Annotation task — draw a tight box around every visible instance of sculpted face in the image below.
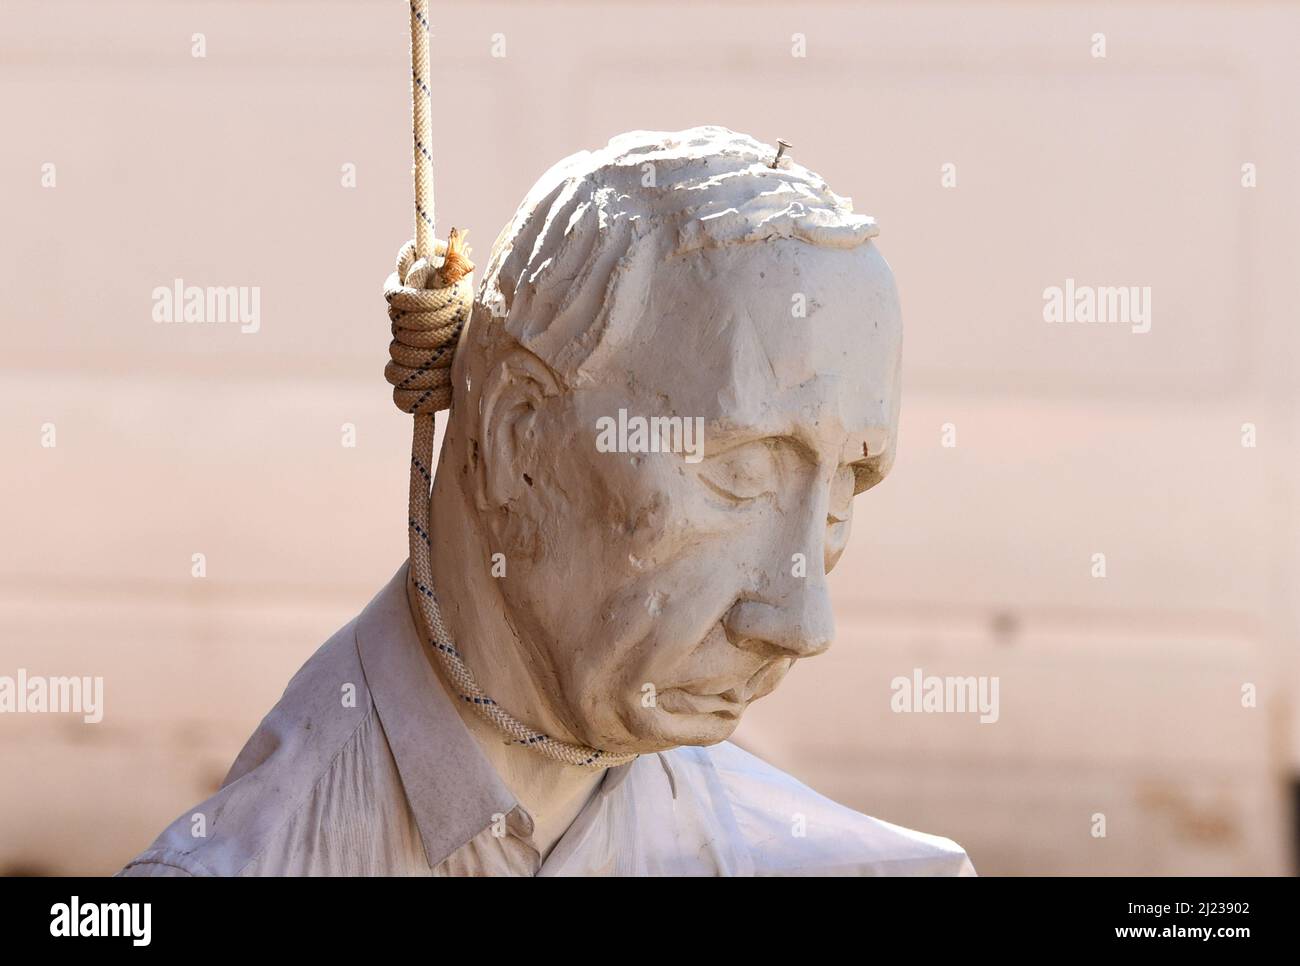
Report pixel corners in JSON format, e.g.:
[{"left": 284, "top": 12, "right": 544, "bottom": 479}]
[{"left": 478, "top": 237, "right": 902, "bottom": 754}]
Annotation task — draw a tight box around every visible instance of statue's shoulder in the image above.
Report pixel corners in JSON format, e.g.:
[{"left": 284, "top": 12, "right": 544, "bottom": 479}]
[
  {"left": 673, "top": 741, "right": 976, "bottom": 876},
  {"left": 118, "top": 614, "right": 411, "bottom": 876}
]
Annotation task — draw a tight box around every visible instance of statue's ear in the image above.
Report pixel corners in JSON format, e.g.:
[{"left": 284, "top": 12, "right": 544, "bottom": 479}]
[{"left": 476, "top": 347, "right": 562, "bottom": 510}]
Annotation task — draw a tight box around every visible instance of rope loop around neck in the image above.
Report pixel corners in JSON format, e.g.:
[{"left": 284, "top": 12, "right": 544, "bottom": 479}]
[{"left": 387, "top": 1, "right": 636, "bottom": 770}]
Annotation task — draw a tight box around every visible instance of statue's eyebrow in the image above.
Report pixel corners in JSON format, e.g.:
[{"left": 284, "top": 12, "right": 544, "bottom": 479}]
[
  {"left": 703, "top": 421, "right": 889, "bottom": 469},
  {"left": 698, "top": 421, "right": 821, "bottom": 461},
  {"left": 693, "top": 427, "right": 888, "bottom": 494}
]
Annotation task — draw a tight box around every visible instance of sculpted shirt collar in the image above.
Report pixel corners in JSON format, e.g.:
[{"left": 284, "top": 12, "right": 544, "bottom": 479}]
[
  {"left": 355, "top": 562, "right": 640, "bottom": 869},
  {"left": 355, "top": 562, "right": 528, "bottom": 869}
]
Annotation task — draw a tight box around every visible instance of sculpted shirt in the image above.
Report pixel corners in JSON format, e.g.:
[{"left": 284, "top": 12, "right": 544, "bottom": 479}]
[{"left": 118, "top": 564, "right": 975, "bottom": 877}]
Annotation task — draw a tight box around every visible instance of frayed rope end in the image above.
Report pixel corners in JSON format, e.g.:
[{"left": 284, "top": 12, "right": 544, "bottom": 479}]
[{"left": 439, "top": 227, "right": 474, "bottom": 286}]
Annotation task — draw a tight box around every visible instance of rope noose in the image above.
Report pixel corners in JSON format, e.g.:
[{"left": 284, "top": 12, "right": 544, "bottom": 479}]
[{"left": 384, "top": 1, "right": 635, "bottom": 770}]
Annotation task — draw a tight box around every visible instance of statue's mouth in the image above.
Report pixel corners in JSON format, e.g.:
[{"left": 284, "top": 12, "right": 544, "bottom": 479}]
[
  {"left": 659, "top": 688, "right": 744, "bottom": 719},
  {"left": 664, "top": 659, "right": 792, "bottom": 717}
]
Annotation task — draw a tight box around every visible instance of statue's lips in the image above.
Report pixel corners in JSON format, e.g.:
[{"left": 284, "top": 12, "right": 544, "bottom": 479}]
[
  {"left": 659, "top": 687, "right": 744, "bottom": 719},
  {"left": 662, "top": 661, "right": 791, "bottom": 717}
]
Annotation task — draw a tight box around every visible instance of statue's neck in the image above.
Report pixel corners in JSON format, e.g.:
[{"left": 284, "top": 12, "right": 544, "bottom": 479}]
[{"left": 412, "top": 460, "right": 605, "bottom": 859}]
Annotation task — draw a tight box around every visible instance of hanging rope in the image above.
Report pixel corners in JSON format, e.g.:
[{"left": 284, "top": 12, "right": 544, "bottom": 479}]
[{"left": 383, "top": 0, "right": 635, "bottom": 770}]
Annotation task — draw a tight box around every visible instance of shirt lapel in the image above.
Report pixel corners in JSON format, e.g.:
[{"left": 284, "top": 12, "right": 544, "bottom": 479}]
[{"left": 355, "top": 562, "right": 519, "bottom": 870}]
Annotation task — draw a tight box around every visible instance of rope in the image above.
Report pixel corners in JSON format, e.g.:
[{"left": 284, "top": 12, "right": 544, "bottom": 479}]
[
  {"left": 409, "top": 0, "right": 435, "bottom": 260},
  {"left": 385, "top": 1, "right": 635, "bottom": 770}
]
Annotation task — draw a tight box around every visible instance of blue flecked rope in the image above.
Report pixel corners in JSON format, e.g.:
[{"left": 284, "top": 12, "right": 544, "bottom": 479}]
[{"left": 384, "top": 1, "right": 636, "bottom": 770}]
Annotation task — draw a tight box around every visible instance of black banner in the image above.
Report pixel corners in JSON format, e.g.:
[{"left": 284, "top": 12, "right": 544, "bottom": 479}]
[{"left": 0, "top": 875, "right": 1289, "bottom": 953}]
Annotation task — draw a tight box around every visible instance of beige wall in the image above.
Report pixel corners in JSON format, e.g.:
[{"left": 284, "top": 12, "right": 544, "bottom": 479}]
[{"left": 1, "top": 0, "right": 1296, "bottom": 875}]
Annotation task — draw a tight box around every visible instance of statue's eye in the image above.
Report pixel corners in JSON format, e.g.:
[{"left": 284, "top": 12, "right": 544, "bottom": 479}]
[
  {"left": 697, "top": 441, "right": 778, "bottom": 502},
  {"left": 828, "top": 465, "right": 855, "bottom": 525}
]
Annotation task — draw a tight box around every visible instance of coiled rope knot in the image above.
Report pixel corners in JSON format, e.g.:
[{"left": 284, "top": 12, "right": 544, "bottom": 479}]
[{"left": 383, "top": 229, "right": 474, "bottom": 414}]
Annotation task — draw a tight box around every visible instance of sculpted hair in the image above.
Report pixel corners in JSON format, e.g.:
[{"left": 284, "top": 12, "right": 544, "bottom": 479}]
[{"left": 462, "top": 125, "right": 881, "bottom": 390}]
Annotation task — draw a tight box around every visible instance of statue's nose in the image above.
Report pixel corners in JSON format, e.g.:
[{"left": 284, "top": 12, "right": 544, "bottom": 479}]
[{"left": 722, "top": 587, "right": 835, "bottom": 660}]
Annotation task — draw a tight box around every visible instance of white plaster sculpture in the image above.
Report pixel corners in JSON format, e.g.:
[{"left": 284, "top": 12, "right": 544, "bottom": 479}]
[{"left": 119, "top": 127, "right": 974, "bottom": 877}]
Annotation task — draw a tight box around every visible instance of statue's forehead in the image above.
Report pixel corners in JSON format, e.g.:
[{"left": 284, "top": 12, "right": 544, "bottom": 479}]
[{"left": 608, "top": 241, "right": 901, "bottom": 444}]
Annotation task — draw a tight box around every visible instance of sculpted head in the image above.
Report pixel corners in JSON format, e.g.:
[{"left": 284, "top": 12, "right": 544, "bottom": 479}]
[{"left": 437, "top": 126, "right": 901, "bottom": 755}]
